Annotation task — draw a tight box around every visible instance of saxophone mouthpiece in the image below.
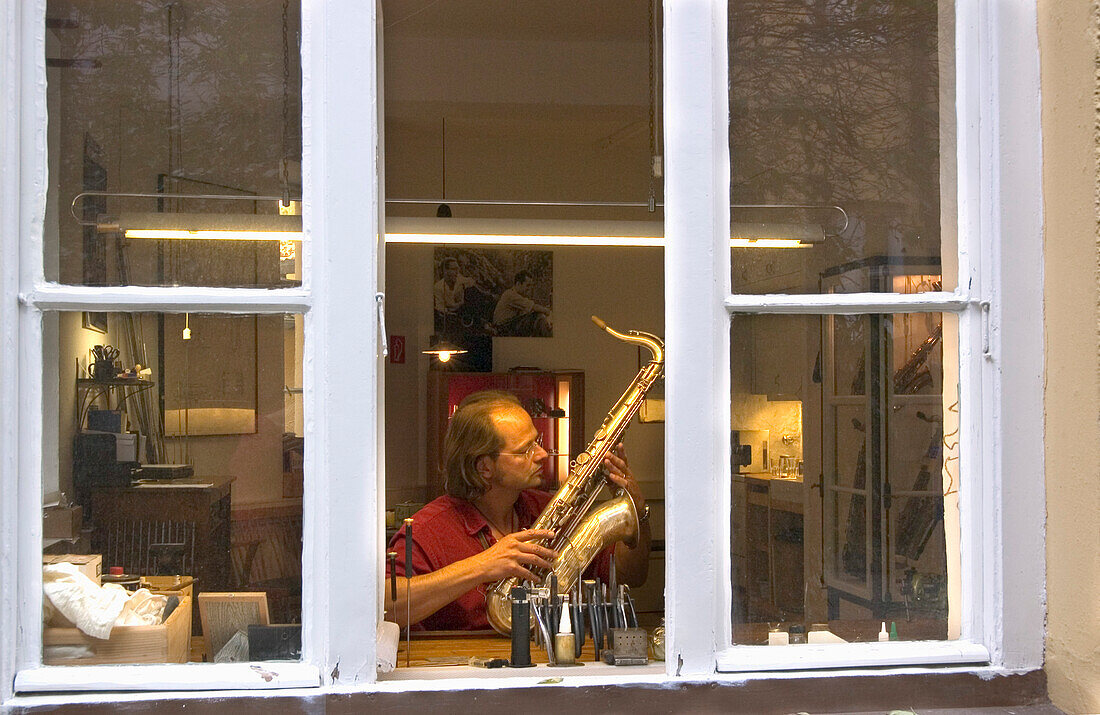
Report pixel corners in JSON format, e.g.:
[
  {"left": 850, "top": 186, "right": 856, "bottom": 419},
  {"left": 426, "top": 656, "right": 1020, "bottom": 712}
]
[{"left": 591, "top": 315, "right": 608, "bottom": 331}]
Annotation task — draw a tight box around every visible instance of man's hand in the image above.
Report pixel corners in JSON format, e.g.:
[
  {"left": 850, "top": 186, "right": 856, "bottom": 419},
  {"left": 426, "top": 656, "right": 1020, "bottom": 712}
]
[
  {"left": 470, "top": 528, "right": 557, "bottom": 583},
  {"left": 603, "top": 444, "right": 651, "bottom": 586},
  {"left": 603, "top": 444, "right": 645, "bottom": 515}
]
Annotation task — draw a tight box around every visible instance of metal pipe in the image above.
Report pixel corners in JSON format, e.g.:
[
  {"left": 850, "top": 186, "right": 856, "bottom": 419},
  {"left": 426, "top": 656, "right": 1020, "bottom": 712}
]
[{"left": 386, "top": 199, "right": 849, "bottom": 236}]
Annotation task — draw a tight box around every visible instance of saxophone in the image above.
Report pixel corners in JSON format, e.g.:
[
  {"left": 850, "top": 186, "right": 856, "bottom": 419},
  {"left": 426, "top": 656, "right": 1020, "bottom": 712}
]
[{"left": 485, "top": 315, "right": 664, "bottom": 635}]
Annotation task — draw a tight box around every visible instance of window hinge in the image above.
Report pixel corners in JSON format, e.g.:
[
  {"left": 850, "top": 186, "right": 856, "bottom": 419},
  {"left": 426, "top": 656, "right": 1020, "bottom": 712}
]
[
  {"left": 980, "top": 300, "right": 992, "bottom": 359},
  {"left": 375, "top": 292, "right": 389, "bottom": 358}
]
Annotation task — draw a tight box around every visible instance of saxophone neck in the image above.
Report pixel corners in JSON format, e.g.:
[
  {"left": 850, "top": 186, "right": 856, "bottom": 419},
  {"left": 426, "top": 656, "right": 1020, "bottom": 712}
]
[{"left": 591, "top": 315, "right": 664, "bottom": 364}]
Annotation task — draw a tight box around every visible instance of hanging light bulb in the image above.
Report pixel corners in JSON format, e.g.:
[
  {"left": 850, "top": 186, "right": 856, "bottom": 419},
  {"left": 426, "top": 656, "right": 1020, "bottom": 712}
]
[
  {"left": 422, "top": 335, "right": 466, "bottom": 362},
  {"left": 182, "top": 313, "right": 192, "bottom": 340}
]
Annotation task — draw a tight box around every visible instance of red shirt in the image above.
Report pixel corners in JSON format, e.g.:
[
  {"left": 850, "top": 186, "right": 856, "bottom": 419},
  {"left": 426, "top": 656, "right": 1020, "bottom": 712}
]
[{"left": 387, "top": 489, "right": 611, "bottom": 631}]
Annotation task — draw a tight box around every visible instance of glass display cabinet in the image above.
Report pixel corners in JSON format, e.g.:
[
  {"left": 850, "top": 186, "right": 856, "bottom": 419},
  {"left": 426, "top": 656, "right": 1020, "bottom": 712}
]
[{"left": 820, "top": 257, "right": 949, "bottom": 626}]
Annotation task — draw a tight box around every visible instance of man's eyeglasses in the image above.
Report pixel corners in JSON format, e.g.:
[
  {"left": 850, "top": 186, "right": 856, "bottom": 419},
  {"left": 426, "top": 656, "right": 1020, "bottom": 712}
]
[{"left": 496, "top": 434, "right": 545, "bottom": 460}]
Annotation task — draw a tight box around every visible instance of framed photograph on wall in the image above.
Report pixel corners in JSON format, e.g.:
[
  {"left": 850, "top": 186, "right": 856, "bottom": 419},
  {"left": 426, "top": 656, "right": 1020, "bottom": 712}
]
[{"left": 433, "top": 247, "right": 553, "bottom": 339}]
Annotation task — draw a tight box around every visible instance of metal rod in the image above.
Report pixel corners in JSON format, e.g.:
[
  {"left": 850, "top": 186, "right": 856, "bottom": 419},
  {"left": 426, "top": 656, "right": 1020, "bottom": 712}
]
[
  {"left": 70, "top": 191, "right": 296, "bottom": 226},
  {"left": 73, "top": 191, "right": 849, "bottom": 237},
  {"left": 386, "top": 199, "right": 849, "bottom": 235},
  {"left": 404, "top": 518, "right": 413, "bottom": 668}
]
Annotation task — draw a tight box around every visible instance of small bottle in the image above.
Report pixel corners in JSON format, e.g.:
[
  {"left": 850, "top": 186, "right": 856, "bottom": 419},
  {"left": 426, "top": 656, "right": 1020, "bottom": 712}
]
[
  {"left": 788, "top": 624, "right": 806, "bottom": 644},
  {"left": 554, "top": 597, "right": 576, "bottom": 665},
  {"left": 878, "top": 622, "right": 890, "bottom": 642},
  {"left": 889, "top": 621, "right": 899, "bottom": 641}
]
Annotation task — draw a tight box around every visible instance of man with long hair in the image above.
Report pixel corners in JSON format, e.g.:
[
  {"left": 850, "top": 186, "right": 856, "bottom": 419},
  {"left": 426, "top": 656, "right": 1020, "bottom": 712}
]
[{"left": 385, "top": 390, "right": 650, "bottom": 630}]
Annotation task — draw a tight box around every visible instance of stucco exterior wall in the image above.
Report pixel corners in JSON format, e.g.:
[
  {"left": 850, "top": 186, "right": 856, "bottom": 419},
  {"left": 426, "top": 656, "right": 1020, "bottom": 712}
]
[{"left": 1039, "top": 1, "right": 1100, "bottom": 713}]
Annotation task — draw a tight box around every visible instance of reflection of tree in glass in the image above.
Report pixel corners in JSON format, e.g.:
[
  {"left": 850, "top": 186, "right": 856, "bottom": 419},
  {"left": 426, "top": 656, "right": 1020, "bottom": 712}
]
[
  {"left": 729, "top": 0, "right": 941, "bottom": 260},
  {"left": 55, "top": 0, "right": 301, "bottom": 188},
  {"left": 50, "top": 0, "right": 302, "bottom": 286}
]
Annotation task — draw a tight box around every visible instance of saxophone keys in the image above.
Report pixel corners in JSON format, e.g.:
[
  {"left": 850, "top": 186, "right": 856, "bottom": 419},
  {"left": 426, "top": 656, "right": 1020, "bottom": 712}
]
[{"left": 576, "top": 452, "right": 590, "bottom": 465}]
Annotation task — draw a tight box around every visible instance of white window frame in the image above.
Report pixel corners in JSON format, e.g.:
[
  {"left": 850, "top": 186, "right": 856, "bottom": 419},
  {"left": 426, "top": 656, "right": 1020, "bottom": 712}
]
[
  {"left": 663, "top": 0, "right": 1045, "bottom": 677},
  {"left": 0, "top": 0, "right": 1045, "bottom": 700},
  {"left": 2, "top": 0, "right": 384, "bottom": 697}
]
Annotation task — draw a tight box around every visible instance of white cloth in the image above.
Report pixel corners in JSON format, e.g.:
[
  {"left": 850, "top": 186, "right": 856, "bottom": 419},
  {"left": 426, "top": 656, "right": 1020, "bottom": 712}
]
[{"left": 43, "top": 563, "right": 167, "bottom": 639}]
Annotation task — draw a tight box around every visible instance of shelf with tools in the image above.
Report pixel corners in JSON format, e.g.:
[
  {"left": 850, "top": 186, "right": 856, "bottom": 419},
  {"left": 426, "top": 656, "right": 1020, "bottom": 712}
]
[
  {"left": 75, "top": 376, "right": 156, "bottom": 432},
  {"left": 73, "top": 360, "right": 158, "bottom": 514}
]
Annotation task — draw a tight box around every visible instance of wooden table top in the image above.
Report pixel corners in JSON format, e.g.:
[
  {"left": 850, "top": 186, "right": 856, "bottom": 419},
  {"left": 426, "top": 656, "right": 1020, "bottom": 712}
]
[{"left": 396, "top": 630, "right": 604, "bottom": 668}]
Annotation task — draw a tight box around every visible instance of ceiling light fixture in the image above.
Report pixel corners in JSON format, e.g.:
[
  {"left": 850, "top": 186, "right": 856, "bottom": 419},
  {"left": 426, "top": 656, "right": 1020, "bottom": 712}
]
[
  {"left": 386, "top": 215, "right": 830, "bottom": 248},
  {"left": 72, "top": 191, "right": 304, "bottom": 241},
  {"left": 422, "top": 335, "right": 467, "bottom": 363},
  {"left": 385, "top": 201, "right": 844, "bottom": 248}
]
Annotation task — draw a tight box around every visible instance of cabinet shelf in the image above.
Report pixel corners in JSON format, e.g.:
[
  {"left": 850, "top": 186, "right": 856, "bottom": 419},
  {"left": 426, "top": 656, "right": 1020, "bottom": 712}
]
[{"left": 76, "top": 377, "right": 156, "bottom": 432}]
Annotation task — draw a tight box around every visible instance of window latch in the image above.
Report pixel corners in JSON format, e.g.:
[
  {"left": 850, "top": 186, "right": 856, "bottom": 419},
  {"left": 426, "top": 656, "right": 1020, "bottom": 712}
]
[
  {"left": 375, "top": 292, "right": 389, "bottom": 358},
  {"left": 980, "top": 300, "right": 992, "bottom": 359}
]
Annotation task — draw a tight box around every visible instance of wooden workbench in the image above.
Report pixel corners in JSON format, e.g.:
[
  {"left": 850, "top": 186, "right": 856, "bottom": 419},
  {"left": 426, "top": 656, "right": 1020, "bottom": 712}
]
[{"left": 395, "top": 630, "right": 605, "bottom": 668}]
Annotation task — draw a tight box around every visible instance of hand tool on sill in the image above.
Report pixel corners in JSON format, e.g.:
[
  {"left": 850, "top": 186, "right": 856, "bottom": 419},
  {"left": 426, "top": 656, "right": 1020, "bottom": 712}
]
[
  {"left": 572, "top": 580, "right": 586, "bottom": 659},
  {"left": 601, "top": 581, "right": 614, "bottom": 647},
  {"left": 596, "top": 579, "right": 610, "bottom": 659},
  {"left": 548, "top": 571, "right": 560, "bottom": 638},
  {"left": 583, "top": 579, "right": 601, "bottom": 660},
  {"left": 584, "top": 580, "right": 599, "bottom": 656},
  {"left": 404, "top": 518, "right": 413, "bottom": 668},
  {"left": 607, "top": 552, "right": 619, "bottom": 628},
  {"left": 387, "top": 551, "right": 397, "bottom": 603},
  {"left": 529, "top": 587, "right": 556, "bottom": 665},
  {"left": 617, "top": 584, "right": 630, "bottom": 629},
  {"left": 622, "top": 584, "right": 639, "bottom": 629}
]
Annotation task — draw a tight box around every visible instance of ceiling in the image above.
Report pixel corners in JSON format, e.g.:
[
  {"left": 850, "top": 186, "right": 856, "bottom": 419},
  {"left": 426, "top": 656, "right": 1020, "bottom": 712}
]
[{"left": 381, "top": 0, "right": 661, "bottom": 209}]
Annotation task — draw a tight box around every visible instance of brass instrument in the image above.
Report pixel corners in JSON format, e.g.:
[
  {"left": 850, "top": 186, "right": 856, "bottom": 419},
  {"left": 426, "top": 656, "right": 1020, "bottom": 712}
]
[{"left": 486, "top": 316, "right": 664, "bottom": 636}]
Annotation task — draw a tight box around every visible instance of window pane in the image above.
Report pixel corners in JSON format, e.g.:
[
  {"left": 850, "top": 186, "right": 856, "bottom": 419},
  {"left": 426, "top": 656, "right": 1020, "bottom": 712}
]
[
  {"left": 381, "top": 1, "right": 666, "bottom": 670},
  {"left": 44, "top": 311, "right": 304, "bottom": 664},
  {"left": 730, "top": 311, "right": 960, "bottom": 645},
  {"left": 728, "top": 1, "right": 957, "bottom": 294},
  {"left": 45, "top": 1, "right": 303, "bottom": 287}
]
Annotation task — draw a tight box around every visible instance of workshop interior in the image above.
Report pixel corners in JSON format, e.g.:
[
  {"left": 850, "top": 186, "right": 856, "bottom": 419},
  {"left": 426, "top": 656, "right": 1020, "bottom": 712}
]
[{"left": 41, "top": 0, "right": 956, "bottom": 670}]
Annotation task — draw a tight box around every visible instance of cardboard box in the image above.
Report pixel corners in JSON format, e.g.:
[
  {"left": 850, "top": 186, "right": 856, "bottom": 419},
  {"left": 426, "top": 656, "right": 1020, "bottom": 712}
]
[
  {"left": 42, "top": 596, "right": 191, "bottom": 665},
  {"left": 42, "top": 505, "right": 83, "bottom": 540},
  {"left": 42, "top": 553, "right": 102, "bottom": 584}
]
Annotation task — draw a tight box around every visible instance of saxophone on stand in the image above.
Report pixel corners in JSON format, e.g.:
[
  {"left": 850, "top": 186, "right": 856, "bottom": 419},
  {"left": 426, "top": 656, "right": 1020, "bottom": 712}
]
[{"left": 486, "top": 316, "right": 664, "bottom": 636}]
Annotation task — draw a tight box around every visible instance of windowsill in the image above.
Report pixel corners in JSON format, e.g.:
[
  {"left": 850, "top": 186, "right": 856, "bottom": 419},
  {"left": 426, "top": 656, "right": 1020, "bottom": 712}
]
[
  {"left": 376, "top": 661, "right": 665, "bottom": 683},
  {"left": 14, "top": 662, "right": 322, "bottom": 694},
  {"left": 6, "top": 662, "right": 1043, "bottom": 709}
]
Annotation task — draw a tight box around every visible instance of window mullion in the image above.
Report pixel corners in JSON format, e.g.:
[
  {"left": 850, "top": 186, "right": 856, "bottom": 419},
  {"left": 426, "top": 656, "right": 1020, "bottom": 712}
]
[
  {"left": 663, "top": 0, "right": 731, "bottom": 679},
  {"left": 725, "top": 291, "right": 972, "bottom": 315},
  {"left": 301, "top": 0, "right": 381, "bottom": 684},
  {"left": 2, "top": 0, "right": 46, "bottom": 701}
]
